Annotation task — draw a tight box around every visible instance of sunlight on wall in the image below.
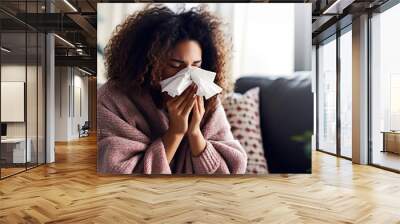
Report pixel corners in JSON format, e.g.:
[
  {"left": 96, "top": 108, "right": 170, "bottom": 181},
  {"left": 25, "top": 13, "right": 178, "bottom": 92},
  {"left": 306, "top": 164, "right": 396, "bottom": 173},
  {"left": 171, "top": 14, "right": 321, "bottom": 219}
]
[{"left": 232, "top": 4, "right": 295, "bottom": 78}]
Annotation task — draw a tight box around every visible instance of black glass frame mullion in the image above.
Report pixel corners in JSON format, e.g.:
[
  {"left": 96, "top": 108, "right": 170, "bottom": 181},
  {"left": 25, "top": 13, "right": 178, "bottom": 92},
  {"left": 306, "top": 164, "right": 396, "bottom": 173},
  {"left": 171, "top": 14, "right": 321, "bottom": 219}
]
[
  {"left": 25, "top": 0, "right": 28, "bottom": 171},
  {"left": 73, "top": 68, "right": 75, "bottom": 118},
  {"left": 336, "top": 28, "right": 341, "bottom": 157},
  {"left": 367, "top": 11, "right": 373, "bottom": 166},
  {"left": 44, "top": 0, "right": 47, "bottom": 165},
  {"left": 36, "top": 0, "right": 39, "bottom": 168},
  {"left": 0, "top": 21, "right": 2, "bottom": 179},
  {"left": 315, "top": 44, "right": 319, "bottom": 151}
]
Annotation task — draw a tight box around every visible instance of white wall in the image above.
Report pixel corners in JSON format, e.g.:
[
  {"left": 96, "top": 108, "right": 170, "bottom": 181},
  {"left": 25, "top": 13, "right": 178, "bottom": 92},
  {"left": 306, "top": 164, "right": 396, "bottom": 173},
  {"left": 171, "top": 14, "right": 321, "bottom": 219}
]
[
  {"left": 1, "top": 82, "right": 25, "bottom": 122},
  {"left": 55, "top": 66, "right": 69, "bottom": 141},
  {"left": 72, "top": 73, "right": 89, "bottom": 138},
  {"left": 54, "top": 67, "right": 89, "bottom": 141},
  {"left": 294, "top": 4, "right": 312, "bottom": 72}
]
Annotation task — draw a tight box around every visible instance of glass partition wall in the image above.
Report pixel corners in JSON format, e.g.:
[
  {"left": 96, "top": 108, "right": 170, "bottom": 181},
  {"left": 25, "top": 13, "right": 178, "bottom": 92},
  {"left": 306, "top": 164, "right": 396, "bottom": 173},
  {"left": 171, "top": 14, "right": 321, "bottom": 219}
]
[
  {"left": 339, "top": 27, "right": 352, "bottom": 159},
  {"left": 316, "top": 26, "right": 352, "bottom": 159},
  {"left": 316, "top": 0, "right": 400, "bottom": 173},
  {"left": 370, "top": 2, "right": 400, "bottom": 171},
  {"left": 317, "top": 35, "right": 337, "bottom": 155},
  {"left": 0, "top": 1, "right": 46, "bottom": 179}
]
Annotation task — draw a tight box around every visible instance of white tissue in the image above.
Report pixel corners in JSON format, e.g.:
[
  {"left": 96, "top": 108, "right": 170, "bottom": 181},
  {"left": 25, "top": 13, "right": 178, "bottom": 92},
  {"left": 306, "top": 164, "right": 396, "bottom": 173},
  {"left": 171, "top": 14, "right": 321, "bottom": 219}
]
[{"left": 160, "top": 67, "right": 222, "bottom": 100}]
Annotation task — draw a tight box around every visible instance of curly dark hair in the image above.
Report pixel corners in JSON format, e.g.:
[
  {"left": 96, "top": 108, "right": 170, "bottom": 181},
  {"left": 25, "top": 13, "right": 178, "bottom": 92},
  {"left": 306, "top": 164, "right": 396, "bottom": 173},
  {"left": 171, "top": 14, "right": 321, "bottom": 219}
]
[{"left": 104, "top": 5, "right": 231, "bottom": 118}]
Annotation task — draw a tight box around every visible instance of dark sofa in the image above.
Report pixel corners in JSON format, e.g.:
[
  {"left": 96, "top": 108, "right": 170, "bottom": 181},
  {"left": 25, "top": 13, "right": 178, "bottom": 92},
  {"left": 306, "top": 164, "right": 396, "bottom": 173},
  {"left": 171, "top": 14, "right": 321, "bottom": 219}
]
[{"left": 234, "top": 74, "right": 313, "bottom": 173}]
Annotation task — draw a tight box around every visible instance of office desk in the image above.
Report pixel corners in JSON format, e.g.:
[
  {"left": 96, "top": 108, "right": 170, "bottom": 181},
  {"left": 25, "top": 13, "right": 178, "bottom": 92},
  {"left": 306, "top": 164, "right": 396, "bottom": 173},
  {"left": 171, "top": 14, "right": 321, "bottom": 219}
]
[
  {"left": 382, "top": 131, "right": 400, "bottom": 154},
  {"left": 1, "top": 138, "right": 31, "bottom": 163}
]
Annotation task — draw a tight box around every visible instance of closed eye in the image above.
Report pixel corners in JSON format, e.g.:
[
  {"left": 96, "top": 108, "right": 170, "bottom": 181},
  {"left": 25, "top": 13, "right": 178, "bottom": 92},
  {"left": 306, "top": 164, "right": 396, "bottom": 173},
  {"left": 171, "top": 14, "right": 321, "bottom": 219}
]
[
  {"left": 169, "top": 59, "right": 202, "bottom": 68},
  {"left": 192, "top": 62, "right": 202, "bottom": 67},
  {"left": 168, "top": 63, "right": 181, "bottom": 69}
]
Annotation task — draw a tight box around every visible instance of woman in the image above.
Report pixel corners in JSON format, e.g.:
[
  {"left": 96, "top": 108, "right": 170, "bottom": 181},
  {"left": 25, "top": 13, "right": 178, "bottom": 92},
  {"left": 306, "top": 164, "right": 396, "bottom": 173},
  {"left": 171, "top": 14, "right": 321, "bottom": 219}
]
[{"left": 97, "top": 5, "right": 247, "bottom": 174}]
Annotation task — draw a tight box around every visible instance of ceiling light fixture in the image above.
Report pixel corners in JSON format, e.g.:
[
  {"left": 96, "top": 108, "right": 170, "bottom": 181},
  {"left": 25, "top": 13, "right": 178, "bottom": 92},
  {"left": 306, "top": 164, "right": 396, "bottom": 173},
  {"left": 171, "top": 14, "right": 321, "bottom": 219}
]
[
  {"left": 322, "top": 0, "right": 354, "bottom": 15},
  {"left": 78, "top": 67, "right": 93, "bottom": 76},
  {"left": 54, "top": 34, "right": 75, "bottom": 48},
  {"left": 63, "top": 0, "right": 78, "bottom": 12},
  {"left": 1, "top": 47, "right": 11, "bottom": 53}
]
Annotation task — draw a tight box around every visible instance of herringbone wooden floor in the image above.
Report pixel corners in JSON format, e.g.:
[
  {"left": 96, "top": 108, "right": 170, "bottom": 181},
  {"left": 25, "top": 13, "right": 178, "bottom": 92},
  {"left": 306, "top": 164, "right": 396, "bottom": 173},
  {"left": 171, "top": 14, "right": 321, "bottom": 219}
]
[{"left": 1, "top": 135, "right": 400, "bottom": 224}]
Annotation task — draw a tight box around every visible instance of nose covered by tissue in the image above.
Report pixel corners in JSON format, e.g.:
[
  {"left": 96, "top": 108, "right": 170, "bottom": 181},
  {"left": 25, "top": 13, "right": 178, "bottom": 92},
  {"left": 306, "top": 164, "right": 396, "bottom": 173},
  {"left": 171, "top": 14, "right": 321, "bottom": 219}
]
[{"left": 160, "top": 67, "right": 222, "bottom": 100}]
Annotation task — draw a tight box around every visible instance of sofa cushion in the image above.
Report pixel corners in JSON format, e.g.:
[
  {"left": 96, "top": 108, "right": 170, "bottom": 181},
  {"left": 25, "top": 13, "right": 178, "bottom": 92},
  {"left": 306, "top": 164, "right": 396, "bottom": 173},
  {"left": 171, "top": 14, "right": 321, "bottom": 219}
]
[
  {"left": 234, "top": 74, "right": 313, "bottom": 173},
  {"left": 222, "top": 87, "right": 268, "bottom": 174}
]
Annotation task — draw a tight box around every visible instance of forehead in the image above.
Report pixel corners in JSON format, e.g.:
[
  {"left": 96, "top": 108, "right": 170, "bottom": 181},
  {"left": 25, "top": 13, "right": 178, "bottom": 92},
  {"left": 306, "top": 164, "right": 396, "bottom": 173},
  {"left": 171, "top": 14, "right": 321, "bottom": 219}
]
[{"left": 169, "top": 40, "right": 202, "bottom": 60}]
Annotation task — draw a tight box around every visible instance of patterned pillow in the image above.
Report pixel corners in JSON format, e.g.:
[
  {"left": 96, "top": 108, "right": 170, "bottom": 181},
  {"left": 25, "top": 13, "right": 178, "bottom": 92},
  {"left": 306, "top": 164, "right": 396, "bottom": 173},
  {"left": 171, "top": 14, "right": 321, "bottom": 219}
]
[{"left": 222, "top": 87, "right": 268, "bottom": 174}]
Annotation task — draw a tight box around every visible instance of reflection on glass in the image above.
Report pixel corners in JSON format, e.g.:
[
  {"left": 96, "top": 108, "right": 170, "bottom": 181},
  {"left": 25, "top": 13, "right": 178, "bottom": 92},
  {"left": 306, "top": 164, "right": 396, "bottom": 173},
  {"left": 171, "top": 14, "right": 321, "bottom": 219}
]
[
  {"left": 1, "top": 31, "right": 27, "bottom": 177},
  {"left": 318, "top": 38, "right": 337, "bottom": 154},
  {"left": 371, "top": 3, "right": 400, "bottom": 171},
  {"left": 38, "top": 32, "right": 46, "bottom": 165},
  {"left": 340, "top": 29, "right": 352, "bottom": 158},
  {"left": 27, "top": 31, "right": 38, "bottom": 169},
  {"left": 0, "top": 1, "right": 47, "bottom": 179}
]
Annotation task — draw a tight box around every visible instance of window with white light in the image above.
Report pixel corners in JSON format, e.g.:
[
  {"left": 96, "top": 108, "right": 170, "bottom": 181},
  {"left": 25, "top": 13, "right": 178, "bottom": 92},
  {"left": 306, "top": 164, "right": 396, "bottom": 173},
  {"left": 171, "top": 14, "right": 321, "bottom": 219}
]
[
  {"left": 339, "top": 28, "right": 352, "bottom": 158},
  {"left": 317, "top": 37, "right": 337, "bottom": 155},
  {"left": 371, "top": 2, "right": 400, "bottom": 171}
]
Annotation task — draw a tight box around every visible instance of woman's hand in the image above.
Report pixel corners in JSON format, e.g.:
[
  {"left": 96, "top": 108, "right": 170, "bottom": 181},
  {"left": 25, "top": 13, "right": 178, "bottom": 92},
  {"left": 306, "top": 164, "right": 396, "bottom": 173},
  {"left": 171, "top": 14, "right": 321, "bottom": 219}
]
[
  {"left": 165, "top": 84, "right": 197, "bottom": 135},
  {"left": 188, "top": 96, "right": 207, "bottom": 157},
  {"left": 188, "top": 96, "right": 205, "bottom": 136},
  {"left": 162, "top": 84, "right": 197, "bottom": 163}
]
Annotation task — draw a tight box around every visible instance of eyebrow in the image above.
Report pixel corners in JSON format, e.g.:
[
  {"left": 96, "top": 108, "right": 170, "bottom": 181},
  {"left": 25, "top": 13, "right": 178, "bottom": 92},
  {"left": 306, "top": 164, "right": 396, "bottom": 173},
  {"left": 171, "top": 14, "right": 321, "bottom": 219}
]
[{"left": 170, "top": 58, "right": 202, "bottom": 64}]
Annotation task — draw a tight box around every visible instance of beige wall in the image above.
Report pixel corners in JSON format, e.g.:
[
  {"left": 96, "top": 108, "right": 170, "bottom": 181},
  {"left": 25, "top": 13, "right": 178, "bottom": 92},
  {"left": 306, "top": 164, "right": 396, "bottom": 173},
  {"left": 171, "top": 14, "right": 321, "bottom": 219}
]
[{"left": 54, "top": 67, "right": 89, "bottom": 141}]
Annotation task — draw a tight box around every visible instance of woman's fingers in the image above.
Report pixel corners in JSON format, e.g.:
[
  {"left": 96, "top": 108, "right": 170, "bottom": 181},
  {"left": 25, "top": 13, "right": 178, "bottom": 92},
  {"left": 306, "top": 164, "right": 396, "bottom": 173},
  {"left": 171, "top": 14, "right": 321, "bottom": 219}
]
[
  {"left": 174, "top": 84, "right": 196, "bottom": 108},
  {"left": 194, "top": 96, "right": 203, "bottom": 114},
  {"left": 177, "top": 84, "right": 196, "bottom": 107},
  {"left": 192, "top": 96, "right": 199, "bottom": 114},
  {"left": 179, "top": 86, "right": 197, "bottom": 113},
  {"left": 199, "top": 96, "right": 205, "bottom": 114},
  {"left": 166, "top": 85, "right": 191, "bottom": 109},
  {"left": 182, "top": 95, "right": 196, "bottom": 116}
]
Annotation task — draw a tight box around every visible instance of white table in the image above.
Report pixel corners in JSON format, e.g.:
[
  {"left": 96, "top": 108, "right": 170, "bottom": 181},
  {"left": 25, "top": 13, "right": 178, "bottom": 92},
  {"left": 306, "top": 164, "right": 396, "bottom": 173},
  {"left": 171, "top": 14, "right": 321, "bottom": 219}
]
[{"left": 1, "top": 138, "right": 31, "bottom": 163}]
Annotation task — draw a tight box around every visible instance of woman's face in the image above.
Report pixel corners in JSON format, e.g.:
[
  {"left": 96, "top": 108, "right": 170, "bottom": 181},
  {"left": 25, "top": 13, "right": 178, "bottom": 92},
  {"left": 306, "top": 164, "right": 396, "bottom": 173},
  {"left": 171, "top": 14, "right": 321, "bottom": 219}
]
[{"left": 162, "top": 40, "right": 202, "bottom": 80}]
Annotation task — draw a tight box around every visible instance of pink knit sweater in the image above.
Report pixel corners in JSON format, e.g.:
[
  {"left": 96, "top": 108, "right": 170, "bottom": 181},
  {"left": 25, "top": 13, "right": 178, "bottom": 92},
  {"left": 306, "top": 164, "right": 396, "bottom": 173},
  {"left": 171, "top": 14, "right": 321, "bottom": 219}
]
[{"left": 97, "top": 80, "right": 247, "bottom": 174}]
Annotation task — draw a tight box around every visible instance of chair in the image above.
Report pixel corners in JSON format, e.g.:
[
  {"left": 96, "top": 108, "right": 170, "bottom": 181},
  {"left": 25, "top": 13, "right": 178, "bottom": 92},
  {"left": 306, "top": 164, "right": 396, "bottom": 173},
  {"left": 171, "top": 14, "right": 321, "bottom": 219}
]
[{"left": 78, "top": 121, "right": 90, "bottom": 138}]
